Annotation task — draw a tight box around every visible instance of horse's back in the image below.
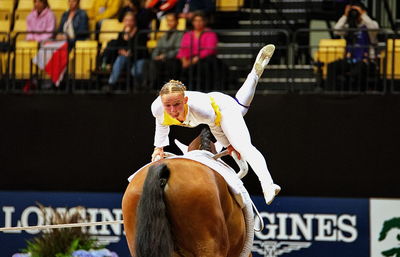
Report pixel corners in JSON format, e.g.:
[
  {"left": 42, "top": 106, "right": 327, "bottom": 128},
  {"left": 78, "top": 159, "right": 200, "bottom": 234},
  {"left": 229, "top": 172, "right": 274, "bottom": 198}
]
[{"left": 122, "top": 158, "right": 247, "bottom": 257}]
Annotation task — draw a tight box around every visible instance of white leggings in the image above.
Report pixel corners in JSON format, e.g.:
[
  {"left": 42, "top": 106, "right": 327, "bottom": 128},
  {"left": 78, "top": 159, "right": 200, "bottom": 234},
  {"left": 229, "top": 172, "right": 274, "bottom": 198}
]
[{"left": 219, "top": 71, "right": 274, "bottom": 185}]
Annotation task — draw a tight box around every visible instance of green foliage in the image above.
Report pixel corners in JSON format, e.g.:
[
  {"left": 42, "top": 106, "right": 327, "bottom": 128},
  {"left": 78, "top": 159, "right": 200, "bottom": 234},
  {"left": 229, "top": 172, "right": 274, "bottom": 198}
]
[
  {"left": 21, "top": 204, "right": 103, "bottom": 257},
  {"left": 379, "top": 217, "right": 400, "bottom": 241}
]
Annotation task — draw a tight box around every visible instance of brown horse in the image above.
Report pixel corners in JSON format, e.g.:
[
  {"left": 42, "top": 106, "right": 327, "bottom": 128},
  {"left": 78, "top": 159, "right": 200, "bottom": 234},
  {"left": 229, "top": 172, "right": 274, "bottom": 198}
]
[{"left": 122, "top": 129, "right": 251, "bottom": 257}]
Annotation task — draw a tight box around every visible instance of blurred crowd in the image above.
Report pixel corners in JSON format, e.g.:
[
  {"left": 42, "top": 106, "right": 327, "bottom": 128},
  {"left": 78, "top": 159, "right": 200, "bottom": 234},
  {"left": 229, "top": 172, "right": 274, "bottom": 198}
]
[{"left": 0, "top": 0, "right": 388, "bottom": 93}]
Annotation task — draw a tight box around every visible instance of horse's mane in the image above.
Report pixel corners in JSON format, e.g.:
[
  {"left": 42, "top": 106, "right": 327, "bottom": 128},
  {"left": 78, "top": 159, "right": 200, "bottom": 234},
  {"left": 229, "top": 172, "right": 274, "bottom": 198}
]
[{"left": 199, "top": 128, "right": 215, "bottom": 153}]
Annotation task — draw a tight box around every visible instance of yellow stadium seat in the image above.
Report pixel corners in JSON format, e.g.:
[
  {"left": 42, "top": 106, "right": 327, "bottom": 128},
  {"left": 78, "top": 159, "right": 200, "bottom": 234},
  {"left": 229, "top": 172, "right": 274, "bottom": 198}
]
[
  {"left": 72, "top": 40, "right": 98, "bottom": 79},
  {"left": 88, "top": 19, "right": 96, "bottom": 39},
  {"left": 0, "top": 11, "right": 12, "bottom": 21},
  {"left": 381, "top": 39, "right": 400, "bottom": 79},
  {"left": 159, "top": 17, "right": 186, "bottom": 32},
  {"left": 0, "top": 0, "right": 14, "bottom": 12},
  {"left": 12, "top": 40, "right": 38, "bottom": 79},
  {"left": 0, "top": 19, "right": 10, "bottom": 41},
  {"left": 0, "top": 19, "right": 11, "bottom": 33},
  {"left": 48, "top": 0, "right": 68, "bottom": 11},
  {"left": 14, "top": 9, "right": 31, "bottom": 20},
  {"left": 0, "top": 51, "right": 8, "bottom": 74},
  {"left": 12, "top": 19, "right": 27, "bottom": 41},
  {"left": 147, "top": 17, "right": 186, "bottom": 50},
  {"left": 99, "top": 19, "right": 124, "bottom": 50},
  {"left": 80, "top": 0, "right": 94, "bottom": 12},
  {"left": 0, "top": 0, "right": 14, "bottom": 20},
  {"left": 17, "top": 0, "right": 34, "bottom": 10},
  {"left": 53, "top": 9, "right": 65, "bottom": 28},
  {"left": 216, "top": 0, "right": 244, "bottom": 11},
  {"left": 0, "top": 20, "right": 11, "bottom": 74},
  {"left": 314, "top": 38, "right": 346, "bottom": 77},
  {"left": 146, "top": 19, "right": 158, "bottom": 49}
]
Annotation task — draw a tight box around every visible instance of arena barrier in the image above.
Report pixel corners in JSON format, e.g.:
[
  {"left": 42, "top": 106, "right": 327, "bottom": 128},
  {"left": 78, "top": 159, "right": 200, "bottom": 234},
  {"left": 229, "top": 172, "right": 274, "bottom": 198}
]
[{"left": 1, "top": 191, "right": 399, "bottom": 257}]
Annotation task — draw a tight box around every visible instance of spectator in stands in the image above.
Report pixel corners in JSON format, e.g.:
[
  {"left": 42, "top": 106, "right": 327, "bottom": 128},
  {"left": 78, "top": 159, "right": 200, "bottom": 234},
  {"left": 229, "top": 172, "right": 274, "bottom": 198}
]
[
  {"left": 55, "top": 0, "right": 89, "bottom": 49},
  {"left": 175, "top": 0, "right": 214, "bottom": 21},
  {"left": 103, "top": 12, "right": 148, "bottom": 90},
  {"left": 327, "top": 2, "right": 379, "bottom": 91},
  {"left": 177, "top": 11, "right": 217, "bottom": 68},
  {"left": 176, "top": 11, "right": 219, "bottom": 90},
  {"left": 148, "top": 12, "right": 183, "bottom": 88},
  {"left": 26, "top": 0, "right": 56, "bottom": 42},
  {"left": 334, "top": 2, "right": 379, "bottom": 60},
  {"left": 118, "top": 0, "right": 155, "bottom": 29},
  {"left": 145, "top": 0, "right": 178, "bottom": 18},
  {"left": 89, "top": 0, "right": 122, "bottom": 27}
]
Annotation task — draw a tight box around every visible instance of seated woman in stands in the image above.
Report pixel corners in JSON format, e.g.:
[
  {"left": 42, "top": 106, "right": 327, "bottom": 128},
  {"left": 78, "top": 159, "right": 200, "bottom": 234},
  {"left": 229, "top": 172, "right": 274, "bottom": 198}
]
[
  {"left": 55, "top": 0, "right": 89, "bottom": 49},
  {"left": 176, "top": 11, "right": 219, "bottom": 90},
  {"left": 148, "top": 12, "right": 183, "bottom": 88},
  {"left": 26, "top": 0, "right": 56, "bottom": 42},
  {"left": 103, "top": 11, "right": 148, "bottom": 90}
]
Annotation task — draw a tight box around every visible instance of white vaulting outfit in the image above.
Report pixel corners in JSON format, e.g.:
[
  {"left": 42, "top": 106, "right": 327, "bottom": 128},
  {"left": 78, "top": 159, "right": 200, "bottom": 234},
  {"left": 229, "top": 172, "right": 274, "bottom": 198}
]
[{"left": 151, "top": 71, "right": 275, "bottom": 187}]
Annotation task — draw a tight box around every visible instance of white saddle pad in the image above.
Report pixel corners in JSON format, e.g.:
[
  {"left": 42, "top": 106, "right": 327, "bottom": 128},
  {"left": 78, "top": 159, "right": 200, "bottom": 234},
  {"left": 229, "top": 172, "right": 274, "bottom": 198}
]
[{"left": 128, "top": 150, "right": 248, "bottom": 207}]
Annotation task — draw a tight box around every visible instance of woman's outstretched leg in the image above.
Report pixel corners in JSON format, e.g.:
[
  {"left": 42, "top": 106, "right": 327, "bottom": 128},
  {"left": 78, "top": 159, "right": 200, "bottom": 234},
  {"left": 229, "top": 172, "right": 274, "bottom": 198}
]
[{"left": 235, "top": 44, "right": 275, "bottom": 116}]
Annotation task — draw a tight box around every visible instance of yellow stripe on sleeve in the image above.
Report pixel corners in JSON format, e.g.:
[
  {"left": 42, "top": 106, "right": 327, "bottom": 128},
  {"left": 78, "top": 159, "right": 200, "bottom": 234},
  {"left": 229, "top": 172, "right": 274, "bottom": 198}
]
[{"left": 210, "top": 97, "right": 222, "bottom": 127}]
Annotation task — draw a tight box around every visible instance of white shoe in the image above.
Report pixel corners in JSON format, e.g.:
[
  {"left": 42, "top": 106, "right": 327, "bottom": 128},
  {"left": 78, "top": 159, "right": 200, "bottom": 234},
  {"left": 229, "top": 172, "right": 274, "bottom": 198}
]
[
  {"left": 253, "top": 44, "right": 275, "bottom": 77},
  {"left": 262, "top": 183, "right": 281, "bottom": 205}
]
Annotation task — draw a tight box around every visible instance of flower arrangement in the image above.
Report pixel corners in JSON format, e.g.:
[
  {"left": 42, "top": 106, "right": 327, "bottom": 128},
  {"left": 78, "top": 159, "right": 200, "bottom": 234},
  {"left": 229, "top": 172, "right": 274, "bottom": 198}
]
[{"left": 13, "top": 204, "right": 118, "bottom": 257}]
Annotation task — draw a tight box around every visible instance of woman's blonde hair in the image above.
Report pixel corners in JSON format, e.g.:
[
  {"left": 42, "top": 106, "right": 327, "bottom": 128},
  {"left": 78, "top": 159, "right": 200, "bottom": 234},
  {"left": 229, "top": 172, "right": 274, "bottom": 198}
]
[{"left": 159, "top": 80, "right": 187, "bottom": 96}]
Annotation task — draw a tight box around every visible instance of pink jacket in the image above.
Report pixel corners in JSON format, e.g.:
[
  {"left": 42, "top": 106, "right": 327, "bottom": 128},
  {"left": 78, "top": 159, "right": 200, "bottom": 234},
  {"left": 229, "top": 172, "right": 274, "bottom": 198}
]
[
  {"left": 26, "top": 7, "right": 56, "bottom": 42},
  {"left": 177, "top": 29, "right": 218, "bottom": 59}
]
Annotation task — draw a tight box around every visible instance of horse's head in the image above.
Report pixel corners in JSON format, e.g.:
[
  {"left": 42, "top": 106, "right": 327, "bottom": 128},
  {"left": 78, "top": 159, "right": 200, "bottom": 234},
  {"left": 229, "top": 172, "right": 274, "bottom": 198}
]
[{"left": 187, "top": 128, "right": 217, "bottom": 154}]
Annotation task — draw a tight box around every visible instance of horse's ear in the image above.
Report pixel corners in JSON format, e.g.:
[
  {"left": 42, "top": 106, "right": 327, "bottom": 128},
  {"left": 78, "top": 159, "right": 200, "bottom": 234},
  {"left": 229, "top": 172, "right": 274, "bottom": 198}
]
[{"left": 174, "top": 139, "right": 188, "bottom": 154}]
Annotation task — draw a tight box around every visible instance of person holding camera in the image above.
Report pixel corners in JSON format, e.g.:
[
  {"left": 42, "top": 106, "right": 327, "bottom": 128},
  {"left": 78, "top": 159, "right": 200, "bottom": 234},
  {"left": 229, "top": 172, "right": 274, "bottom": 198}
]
[
  {"left": 327, "top": 2, "right": 379, "bottom": 91},
  {"left": 334, "top": 2, "right": 379, "bottom": 60}
]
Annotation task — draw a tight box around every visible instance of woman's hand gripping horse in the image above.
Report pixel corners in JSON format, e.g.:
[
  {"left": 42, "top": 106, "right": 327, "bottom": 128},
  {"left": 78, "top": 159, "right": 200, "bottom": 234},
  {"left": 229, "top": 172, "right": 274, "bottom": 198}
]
[{"left": 122, "top": 129, "right": 251, "bottom": 257}]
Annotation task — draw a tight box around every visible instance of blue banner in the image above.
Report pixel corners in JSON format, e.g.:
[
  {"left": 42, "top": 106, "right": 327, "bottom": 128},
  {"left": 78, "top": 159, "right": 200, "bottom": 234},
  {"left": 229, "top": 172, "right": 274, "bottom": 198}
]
[
  {"left": 0, "top": 192, "right": 369, "bottom": 257},
  {"left": 251, "top": 196, "right": 369, "bottom": 257},
  {"left": 0, "top": 191, "right": 130, "bottom": 257}
]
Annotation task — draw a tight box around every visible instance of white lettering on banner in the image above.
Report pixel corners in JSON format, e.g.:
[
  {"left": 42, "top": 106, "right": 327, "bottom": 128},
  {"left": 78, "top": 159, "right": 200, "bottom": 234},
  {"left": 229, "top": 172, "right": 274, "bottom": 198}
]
[
  {"left": 87, "top": 208, "right": 100, "bottom": 234},
  {"left": 21, "top": 207, "right": 44, "bottom": 234},
  {"left": 1, "top": 206, "right": 124, "bottom": 245},
  {"left": 288, "top": 214, "right": 313, "bottom": 240},
  {"left": 260, "top": 213, "right": 278, "bottom": 240},
  {"left": 338, "top": 214, "right": 358, "bottom": 242},
  {"left": 253, "top": 212, "right": 359, "bottom": 257},
  {"left": 277, "top": 213, "right": 289, "bottom": 240},
  {"left": 315, "top": 214, "right": 337, "bottom": 241},
  {"left": 96, "top": 209, "right": 117, "bottom": 235},
  {"left": 2, "top": 206, "right": 20, "bottom": 234},
  {"left": 112, "top": 209, "right": 123, "bottom": 235},
  {"left": 255, "top": 212, "right": 358, "bottom": 242}
]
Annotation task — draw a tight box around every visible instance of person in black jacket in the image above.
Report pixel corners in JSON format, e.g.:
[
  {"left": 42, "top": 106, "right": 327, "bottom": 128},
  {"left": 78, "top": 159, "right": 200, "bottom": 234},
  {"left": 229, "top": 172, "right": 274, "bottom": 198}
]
[
  {"left": 55, "top": 0, "right": 89, "bottom": 49},
  {"left": 105, "top": 11, "right": 148, "bottom": 88}
]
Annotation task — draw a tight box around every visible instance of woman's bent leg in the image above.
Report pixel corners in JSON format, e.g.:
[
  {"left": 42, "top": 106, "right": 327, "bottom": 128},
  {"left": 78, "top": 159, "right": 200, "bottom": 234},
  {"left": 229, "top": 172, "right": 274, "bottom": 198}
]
[{"left": 220, "top": 109, "right": 280, "bottom": 204}]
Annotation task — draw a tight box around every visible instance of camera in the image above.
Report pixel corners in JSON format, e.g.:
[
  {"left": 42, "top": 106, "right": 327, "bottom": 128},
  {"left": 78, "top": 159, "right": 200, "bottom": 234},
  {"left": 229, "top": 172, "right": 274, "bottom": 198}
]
[{"left": 348, "top": 8, "right": 360, "bottom": 28}]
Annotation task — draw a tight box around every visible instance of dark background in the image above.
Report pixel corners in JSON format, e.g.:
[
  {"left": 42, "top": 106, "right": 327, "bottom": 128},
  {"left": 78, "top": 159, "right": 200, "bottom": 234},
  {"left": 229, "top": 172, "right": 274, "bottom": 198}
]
[{"left": 1, "top": 94, "right": 399, "bottom": 198}]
